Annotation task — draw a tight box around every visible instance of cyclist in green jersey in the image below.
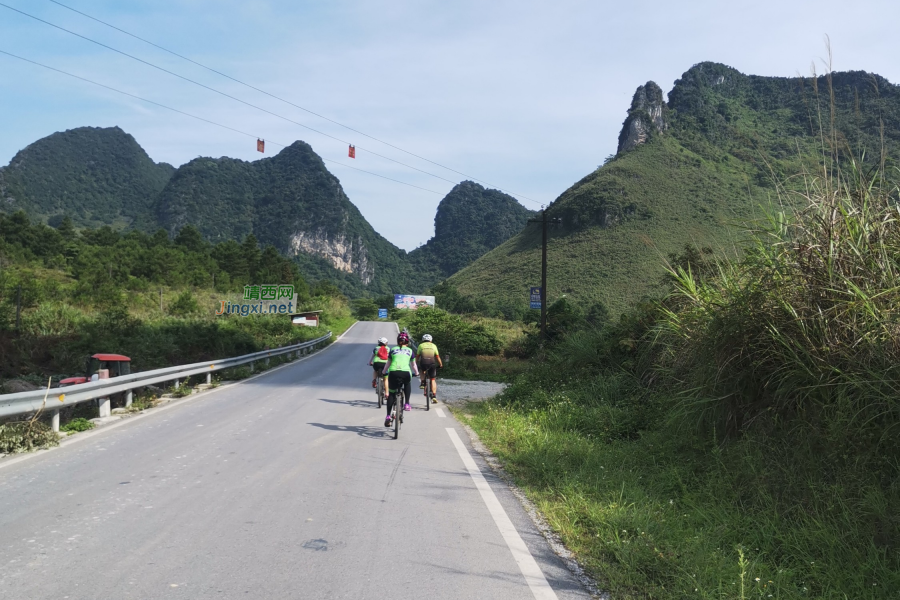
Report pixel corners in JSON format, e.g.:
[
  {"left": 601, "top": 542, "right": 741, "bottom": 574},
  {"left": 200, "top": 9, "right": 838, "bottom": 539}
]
[
  {"left": 382, "top": 331, "right": 419, "bottom": 426},
  {"left": 417, "top": 334, "right": 443, "bottom": 403},
  {"left": 367, "top": 337, "right": 390, "bottom": 389}
]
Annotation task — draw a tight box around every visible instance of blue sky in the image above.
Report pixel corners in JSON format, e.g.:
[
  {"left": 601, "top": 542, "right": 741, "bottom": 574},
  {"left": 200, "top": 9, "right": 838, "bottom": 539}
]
[{"left": 2, "top": 0, "right": 898, "bottom": 250}]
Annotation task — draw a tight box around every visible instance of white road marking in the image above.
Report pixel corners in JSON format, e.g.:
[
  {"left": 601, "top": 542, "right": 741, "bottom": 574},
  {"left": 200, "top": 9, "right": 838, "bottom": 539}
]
[
  {"left": 435, "top": 408, "right": 446, "bottom": 418},
  {"left": 446, "top": 428, "right": 558, "bottom": 600}
]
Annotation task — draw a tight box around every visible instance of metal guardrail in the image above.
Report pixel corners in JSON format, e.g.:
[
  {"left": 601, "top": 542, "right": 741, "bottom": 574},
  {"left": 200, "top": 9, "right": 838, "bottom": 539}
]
[{"left": 0, "top": 331, "right": 332, "bottom": 430}]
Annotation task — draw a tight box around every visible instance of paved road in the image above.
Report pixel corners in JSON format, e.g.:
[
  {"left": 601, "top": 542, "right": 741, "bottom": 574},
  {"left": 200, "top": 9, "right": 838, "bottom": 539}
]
[{"left": 0, "top": 322, "right": 591, "bottom": 599}]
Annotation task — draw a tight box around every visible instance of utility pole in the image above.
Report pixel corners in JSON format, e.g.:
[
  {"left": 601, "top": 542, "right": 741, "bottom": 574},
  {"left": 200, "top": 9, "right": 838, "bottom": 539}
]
[
  {"left": 15, "top": 283, "right": 21, "bottom": 331},
  {"left": 528, "top": 208, "right": 561, "bottom": 341},
  {"left": 541, "top": 211, "right": 548, "bottom": 340}
]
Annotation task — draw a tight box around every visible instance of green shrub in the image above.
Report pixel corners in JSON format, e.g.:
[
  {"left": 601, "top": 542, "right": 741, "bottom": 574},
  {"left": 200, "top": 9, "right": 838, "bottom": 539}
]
[
  {"left": 60, "top": 417, "right": 94, "bottom": 433},
  {"left": 406, "top": 307, "right": 502, "bottom": 356},
  {"left": 0, "top": 420, "right": 59, "bottom": 453},
  {"left": 168, "top": 290, "right": 200, "bottom": 317}
]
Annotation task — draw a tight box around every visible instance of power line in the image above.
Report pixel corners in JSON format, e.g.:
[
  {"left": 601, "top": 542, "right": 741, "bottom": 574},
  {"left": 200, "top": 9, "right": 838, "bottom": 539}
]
[
  {"left": 47, "top": 0, "right": 541, "bottom": 206},
  {"left": 0, "top": 3, "right": 460, "bottom": 187},
  {"left": 4, "top": 1, "right": 542, "bottom": 206},
  {"left": 0, "top": 49, "right": 445, "bottom": 196}
]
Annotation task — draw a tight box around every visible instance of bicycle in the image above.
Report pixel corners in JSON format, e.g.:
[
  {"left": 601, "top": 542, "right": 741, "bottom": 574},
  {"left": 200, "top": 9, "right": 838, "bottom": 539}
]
[
  {"left": 376, "top": 375, "right": 385, "bottom": 409},
  {"left": 423, "top": 374, "right": 432, "bottom": 411},
  {"left": 390, "top": 387, "right": 405, "bottom": 439}
]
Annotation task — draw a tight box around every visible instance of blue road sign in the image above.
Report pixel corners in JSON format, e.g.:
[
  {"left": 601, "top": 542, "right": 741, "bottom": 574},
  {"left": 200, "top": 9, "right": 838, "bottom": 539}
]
[
  {"left": 529, "top": 286, "right": 542, "bottom": 310},
  {"left": 378, "top": 308, "right": 388, "bottom": 319}
]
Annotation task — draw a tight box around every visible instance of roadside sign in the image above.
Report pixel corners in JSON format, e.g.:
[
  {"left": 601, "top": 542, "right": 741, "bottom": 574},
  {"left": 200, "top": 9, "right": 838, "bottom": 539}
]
[
  {"left": 529, "top": 286, "right": 542, "bottom": 310},
  {"left": 378, "top": 308, "right": 388, "bottom": 319}
]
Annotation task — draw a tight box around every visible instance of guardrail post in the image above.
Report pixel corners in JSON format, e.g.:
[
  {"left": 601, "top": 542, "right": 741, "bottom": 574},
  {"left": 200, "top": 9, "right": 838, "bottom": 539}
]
[
  {"left": 265, "top": 357, "right": 270, "bottom": 368},
  {"left": 206, "top": 373, "right": 211, "bottom": 385},
  {"left": 174, "top": 379, "right": 180, "bottom": 390},
  {"left": 51, "top": 409, "right": 60, "bottom": 433},
  {"left": 125, "top": 390, "right": 133, "bottom": 407},
  {"left": 98, "top": 396, "right": 111, "bottom": 418},
  {"left": 249, "top": 362, "right": 254, "bottom": 374}
]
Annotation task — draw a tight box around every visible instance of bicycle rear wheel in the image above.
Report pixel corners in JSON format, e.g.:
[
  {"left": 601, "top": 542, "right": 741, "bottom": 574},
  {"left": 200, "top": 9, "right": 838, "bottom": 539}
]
[
  {"left": 376, "top": 378, "right": 384, "bottom": 408},
  {"left": 393, "top": 395, "right": 400, "bottom": 440},
  {"left": 425, "top": 378, "right": 431, "bottom": 411}
]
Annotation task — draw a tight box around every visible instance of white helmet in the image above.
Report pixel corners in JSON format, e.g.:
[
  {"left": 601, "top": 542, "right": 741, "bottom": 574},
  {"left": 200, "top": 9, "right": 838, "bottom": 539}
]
[
  {"left": 378, "top": 337, "right": 388, "bottom": 345},
  {"left": 422, "top": 334, "right": 432, "bottom": 342}
]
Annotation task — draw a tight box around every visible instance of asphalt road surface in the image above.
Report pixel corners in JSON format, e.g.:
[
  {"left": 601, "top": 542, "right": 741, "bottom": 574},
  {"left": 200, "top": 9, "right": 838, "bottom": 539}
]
[{"left": 0, "top": 322, "right": 592, "bottom": 599}]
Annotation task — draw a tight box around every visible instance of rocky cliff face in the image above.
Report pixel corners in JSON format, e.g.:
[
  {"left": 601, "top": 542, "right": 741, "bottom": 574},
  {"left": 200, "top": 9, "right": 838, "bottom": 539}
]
[
  {"left": 617, "top": 81, "right": 668, "bottom": 153},
  {"left": 289, "top": 229, "right": 374, "bottom": 284}
]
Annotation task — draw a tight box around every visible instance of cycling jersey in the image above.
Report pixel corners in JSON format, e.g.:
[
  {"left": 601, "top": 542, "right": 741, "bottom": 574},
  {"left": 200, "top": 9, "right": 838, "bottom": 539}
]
[
  {"left": 417, "top": 341, "right": 440, "bottom": 364},
  {"left": 387, "top": 346, "right": 415, "bottom": 372}
]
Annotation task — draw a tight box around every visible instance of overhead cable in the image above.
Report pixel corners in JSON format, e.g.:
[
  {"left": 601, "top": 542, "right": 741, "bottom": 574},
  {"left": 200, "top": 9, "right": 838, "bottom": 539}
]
[
  {"left": 0, "top": 3, "right": 459, "bottom": 187},
  {"left": 0, "top": 49, "right": 445, "bottom": 196},
  {"left": 47, "top": 0, "right": 541, "bottom": 205},
  {"left": 4, "top": 2, "right": 541, "bottom": 205}
]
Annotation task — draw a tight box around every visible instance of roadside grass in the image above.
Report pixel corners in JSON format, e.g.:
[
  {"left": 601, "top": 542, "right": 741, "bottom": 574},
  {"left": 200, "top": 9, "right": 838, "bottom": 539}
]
[
  {"left": 441, "top": 355, "right": 531, "bottom": 382},
  {"left": 462, "top": 389, "right": 898, "bottom": 599},
  {"left": 457, "top": 157, "right": 900, "bottom": 599}
]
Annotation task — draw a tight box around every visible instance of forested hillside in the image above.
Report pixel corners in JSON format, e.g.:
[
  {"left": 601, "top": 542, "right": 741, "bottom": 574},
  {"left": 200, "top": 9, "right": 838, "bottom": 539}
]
[
  {"left": 0, "top": 129, "right": 536, "bottom": 298},
  {"left": 0, "top": 126, "right": 174, "bottom": 230},
  {"left": 448, "top": 62, "right": 900, "bottom": 316},
  {"left": 408, "top": 181, "right": 534, "bottom": 283},
  {"left": 155, "top": 140, "right": 416, "bottom": 297}
]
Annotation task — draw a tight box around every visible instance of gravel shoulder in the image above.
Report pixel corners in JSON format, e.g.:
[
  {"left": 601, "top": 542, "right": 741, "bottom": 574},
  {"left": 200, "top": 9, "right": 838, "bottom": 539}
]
[{"left": 436, "top": 378, "right": 507, "bottom": 405}]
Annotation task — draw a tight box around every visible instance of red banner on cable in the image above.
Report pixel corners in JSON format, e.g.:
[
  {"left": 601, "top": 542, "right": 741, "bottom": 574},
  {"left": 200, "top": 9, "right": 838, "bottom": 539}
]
[
  {"left": 257, "top": 139, "right": 265, "bottom": 153},
  {"left": 348, "top": 144, "right": 356, "bottom": 159}
]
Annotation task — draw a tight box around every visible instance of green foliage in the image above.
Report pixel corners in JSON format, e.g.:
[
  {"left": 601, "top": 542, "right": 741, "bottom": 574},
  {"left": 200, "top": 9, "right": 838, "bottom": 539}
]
[
  {"left": 458, "top": 156, "right": 900, "bottom": 599},
  {"left": 167, "top": 290, "right": 200, "bottom": 317},
  {"left": 0, "top": 420, "right": 59, "bottom": 453},
  {"left": 659, "top": 161, "right": 900, "bottom": 438},
  {"left": 155, "top": 142, "right": 417, "bottom": 296},
  {"left": 449, "top": 63, "right": 900, "bottom": 317},
  {"left": 408, "top": 181, "right": 534, "bottom": 284},
  {"left": 405, "top": 307, "right": 502, "bottom": 356},
  {"left": 0, "top": 126, "right": 173, "bottom": 229},
  {"left": 60, "top": 417, "right": 94, "bottom": 433},
  {"left": 350, "top": 297, "right": 378, "bottom": 320}
]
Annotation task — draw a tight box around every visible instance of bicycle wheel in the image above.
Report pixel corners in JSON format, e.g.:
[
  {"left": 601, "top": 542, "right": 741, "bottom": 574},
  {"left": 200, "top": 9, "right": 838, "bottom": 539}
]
[
  {"left": 376, "top": 378, "right": 383, "bottom": 408},
  {"left": 425, "top": 378, "right": 431, "bottom": 411},
  {"left": 393, "top": 394, "right": 401, "bottom": 440}
]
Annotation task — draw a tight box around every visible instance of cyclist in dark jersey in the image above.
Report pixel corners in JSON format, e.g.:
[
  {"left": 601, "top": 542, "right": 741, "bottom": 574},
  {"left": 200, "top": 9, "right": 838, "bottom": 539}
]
[{"left": 382, "top": 332, "right": 419, "bottom": 427}]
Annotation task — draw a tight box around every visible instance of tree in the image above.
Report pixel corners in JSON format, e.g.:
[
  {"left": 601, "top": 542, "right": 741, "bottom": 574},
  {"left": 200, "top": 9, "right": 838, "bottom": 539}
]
[
  {"left": 240, "top": 234, "right": 262, "bottom": 281},
  {"left": 174, "top": 225, "right": 207, "bottom": 253}
]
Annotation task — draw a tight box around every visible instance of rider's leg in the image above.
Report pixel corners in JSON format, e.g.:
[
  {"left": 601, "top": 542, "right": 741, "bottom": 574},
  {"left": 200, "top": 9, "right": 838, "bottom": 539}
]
[
  {"left": 386, "top": 372, "right": 400, "bottom": 424},
  {"left": 402, "top": 373, "right": 412, "bottom": 410}
]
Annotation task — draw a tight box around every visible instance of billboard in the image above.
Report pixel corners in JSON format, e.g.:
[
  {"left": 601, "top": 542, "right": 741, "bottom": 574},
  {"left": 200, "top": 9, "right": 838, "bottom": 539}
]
[{"left": 394, "top": 294, "right": 435, "bottom": 310}]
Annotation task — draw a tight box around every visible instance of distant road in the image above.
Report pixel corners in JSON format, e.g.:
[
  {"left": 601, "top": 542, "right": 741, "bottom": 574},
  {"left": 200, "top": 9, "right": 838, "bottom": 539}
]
[{"left": 0, "top": 322, "right": 591, "bottom": 599}]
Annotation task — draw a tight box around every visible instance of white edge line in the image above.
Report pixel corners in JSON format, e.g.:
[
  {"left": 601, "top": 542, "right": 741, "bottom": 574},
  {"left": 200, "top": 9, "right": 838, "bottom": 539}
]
[
  {"left": 0, "top": 323, "right": 359, "bottom": 473},
  {"left": 446, "top": 427, "right": 558, "bottom": 600}
]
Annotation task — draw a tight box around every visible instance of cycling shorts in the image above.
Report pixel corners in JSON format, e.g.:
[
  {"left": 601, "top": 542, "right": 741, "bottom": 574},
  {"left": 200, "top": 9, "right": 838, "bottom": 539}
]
[
  {"left": 388, "top": 370, "right": 411, "bottom": 395},
  {"left": 372, "top": 362, "right": 387, "bottom": 374},
  {"left": 419, "top": 362, "right": 437, "bottom": 378}
]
